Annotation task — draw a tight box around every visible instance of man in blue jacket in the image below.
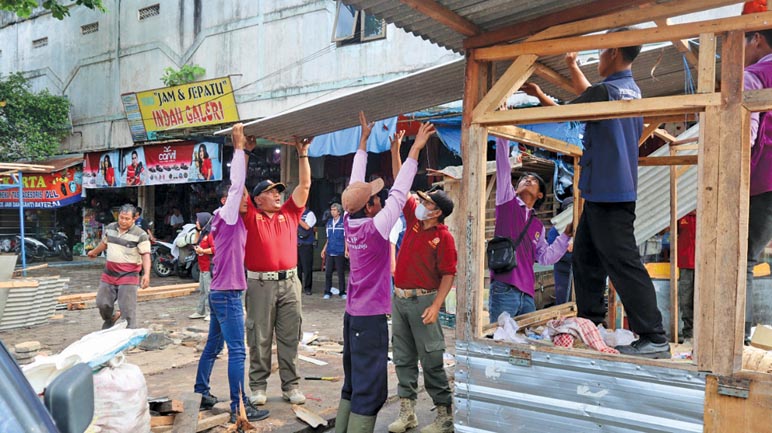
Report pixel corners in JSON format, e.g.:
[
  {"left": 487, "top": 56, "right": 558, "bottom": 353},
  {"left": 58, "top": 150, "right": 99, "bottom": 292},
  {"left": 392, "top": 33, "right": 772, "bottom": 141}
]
[{"left": 523, "top": 27, "right": 669, "bottom": 359}]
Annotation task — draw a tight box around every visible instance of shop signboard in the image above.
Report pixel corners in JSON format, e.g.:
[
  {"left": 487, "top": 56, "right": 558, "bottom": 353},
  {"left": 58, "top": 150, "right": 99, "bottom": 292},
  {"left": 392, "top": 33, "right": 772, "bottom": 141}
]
[
  {"left": 0, "top": 166, "right": 83, "bottom": 209},
  {"left": 121, "top": 77, "right": 239, "bottom": 141},
  {"left": 83, "top": 141, "right": 222, "bottom": 188}
]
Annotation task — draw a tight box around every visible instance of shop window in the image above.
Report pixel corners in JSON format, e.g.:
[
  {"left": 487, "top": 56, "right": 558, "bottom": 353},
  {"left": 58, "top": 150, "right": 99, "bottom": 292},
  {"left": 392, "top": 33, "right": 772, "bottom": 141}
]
[
  {"left": 81, "top": 22, "right": 99, "bottom": 35},
  {"left": 138, "top": 4, "right": 160, "bottom": 21},
  {"left": 332, "top": 1, "right": 386, "bottom": 44},
  {"left": 32, "top": 37, "right": 48, "bottom": 48}
]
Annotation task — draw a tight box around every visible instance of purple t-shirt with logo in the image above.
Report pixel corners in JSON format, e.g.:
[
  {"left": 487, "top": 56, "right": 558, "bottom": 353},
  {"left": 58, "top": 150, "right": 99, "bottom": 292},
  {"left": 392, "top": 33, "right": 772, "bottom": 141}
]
[{"left": 492, "top": 138, "right": 569, "bottom": 297}]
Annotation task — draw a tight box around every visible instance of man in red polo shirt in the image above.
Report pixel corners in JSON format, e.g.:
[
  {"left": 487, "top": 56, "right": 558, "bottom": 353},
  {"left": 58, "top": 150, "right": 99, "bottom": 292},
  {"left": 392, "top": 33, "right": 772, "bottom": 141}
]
[
  {"left": 243, "top": 135, "right": 311, "bottom": 407},
  {"left": 677, "top": 211, "right": 697, "bottom": 343},
  {"left": 388, "top": 183, "right": 457, "bottom": 433}
]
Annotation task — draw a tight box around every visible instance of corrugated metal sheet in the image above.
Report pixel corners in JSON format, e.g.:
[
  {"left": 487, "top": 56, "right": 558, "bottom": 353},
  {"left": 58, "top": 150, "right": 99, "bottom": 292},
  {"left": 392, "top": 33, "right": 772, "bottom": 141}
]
[
  {"left": 552, "top": 123, "right": 699, "bottom": 245},
  {"left": 0, "top": 276, "right": 68, "bottom": 330},
  {"left": 344, "top": 0, "right": 598, "bottom": 53},
  {"left": 455, "top": 340, "right": 706, "bottom": 432},
  {"left": 236, "top": 43, "right": 696, "bottom": 143}
]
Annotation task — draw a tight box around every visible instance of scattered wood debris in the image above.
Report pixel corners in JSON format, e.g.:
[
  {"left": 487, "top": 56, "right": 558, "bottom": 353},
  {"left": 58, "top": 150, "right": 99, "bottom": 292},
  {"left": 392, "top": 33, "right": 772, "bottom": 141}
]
[{"left": 293, "top": 404, "right": 328, "bottom": 428}]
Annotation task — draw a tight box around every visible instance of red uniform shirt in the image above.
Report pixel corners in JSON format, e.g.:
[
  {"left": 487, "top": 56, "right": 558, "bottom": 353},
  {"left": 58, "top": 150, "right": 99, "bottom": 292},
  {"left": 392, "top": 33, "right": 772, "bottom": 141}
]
[
  {"left": 394, "top": 196, "right": 457, "bottom": 290},
  {"left": 677, "top": 212, "right": 696, "bottom": 270},
  {"left": 243, "top": 195, "right": 304, "bottom": 271},
  {"left": 197, "top": 232, "right": 214, "bottom": 272}
]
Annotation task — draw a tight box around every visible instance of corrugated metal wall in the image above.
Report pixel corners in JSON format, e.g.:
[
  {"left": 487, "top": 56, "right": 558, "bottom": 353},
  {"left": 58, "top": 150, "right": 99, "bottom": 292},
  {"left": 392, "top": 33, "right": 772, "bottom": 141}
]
[{"left": 455, "top": 341, "right": 706, "bottom": 432}]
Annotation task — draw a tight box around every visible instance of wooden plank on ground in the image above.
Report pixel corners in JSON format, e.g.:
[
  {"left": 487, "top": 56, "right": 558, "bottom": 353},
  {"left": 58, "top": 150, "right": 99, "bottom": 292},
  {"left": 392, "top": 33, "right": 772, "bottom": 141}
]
[
  {"left": 195, "top": 412, "right": 230, "bottom": 431},
  {"left": 171, "top": 392, "right": 201, "bottom": 433},
  {"left": 154, "top": 399, "right": 184, "bottom": 414},
  {"left": 0, "top": 279, "right": 39, "bottom": 289},
  {"left": 13, "top": 263, "right": 48, "bottom": 274},
  {"left": 57, "top": 283, "right": 198, "bottom": 303},
  {"left": 299, "top": 355, "right": 328, "bottom": 366},
  {"left": 293, "top": 405, "right": 328, "bottom": 428},
  {"left": 151, "top": 415, "right": 176, "bottom": 427}
]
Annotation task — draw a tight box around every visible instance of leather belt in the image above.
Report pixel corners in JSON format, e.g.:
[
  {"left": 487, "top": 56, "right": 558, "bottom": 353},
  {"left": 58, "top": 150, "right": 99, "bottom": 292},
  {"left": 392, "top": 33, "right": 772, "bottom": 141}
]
[
  {"left": 394, "top": 287, "right": 436, "bottom": 299},
  {"left": 247, "top": 268, "right": 297, "bottom": 281}
]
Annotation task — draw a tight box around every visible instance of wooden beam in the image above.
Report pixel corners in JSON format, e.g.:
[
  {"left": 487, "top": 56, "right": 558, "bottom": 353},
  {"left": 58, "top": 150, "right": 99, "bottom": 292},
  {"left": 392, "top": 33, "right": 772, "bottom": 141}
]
[
  {"left": 695, "top": 31, "right": 748, "bottom": 375},
  {"left": 639, "top": 122, "right": 661, "bottom": 146},
  {"left": 472, "top": 54, "right": 537, "bottom": 119},
  {"left": 399, "top": 0, "right": 480, "bottom": 37},
  {"left": 671, "top": 143, "right": 698, "bottom": 152},
  {"left": 535, "top": 63, "right": 579, "bottom": 96},
  {"left": 698, "top": 33, "right": 717, "bottom": 94},
  {"left": 744, "top": 88, "right": 772, "bottom": 112},
  {"left": 654, "top": 19, "right": 698, "bottom": 67},
  {"left": 669, "top": 146, "right": 680, "bottom": 343},
  {"left": 455, "top": 52, "right": 489, "bottom": 341},
  {"left": 526, "top": 0, "right": 742, "bottom": 45},
  {"left": 638, "top": 155, "right": 697, "bottom": 166},
  {"left": 488, "top": 125, "right": 582, "bottom": 157},
  {"left": 653, "top": 129, "right": 679, "bottom": 143},
  {"left": 474, "top": 93, "right": 720, "bottom": 126},
  {"left": 474, "top": 12, "right": 772, "bottom": 61},
  {"left": 643, "top": 114, "right": 699, "bottom": 125},
  {"left": 462, "top": 0, "right": 651, "bottom": 49},
  {"left": 482, "top": 302, "right": 577, "bottom": 332}
]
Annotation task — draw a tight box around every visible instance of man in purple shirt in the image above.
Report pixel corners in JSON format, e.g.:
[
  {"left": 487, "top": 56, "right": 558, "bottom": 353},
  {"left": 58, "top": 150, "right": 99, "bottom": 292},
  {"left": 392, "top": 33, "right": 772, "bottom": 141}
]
[
  {"left": 744, "top": 29, "right": 772, "bottom": 343},
  {"left": 193, "top": 124, "right": 269, "bottom": 424},
  {"left": 333, "top": 112, "right": 435, "bottom": 433},
  {"left": 489, "top": 137, "right": 572, "bottom": 323}
]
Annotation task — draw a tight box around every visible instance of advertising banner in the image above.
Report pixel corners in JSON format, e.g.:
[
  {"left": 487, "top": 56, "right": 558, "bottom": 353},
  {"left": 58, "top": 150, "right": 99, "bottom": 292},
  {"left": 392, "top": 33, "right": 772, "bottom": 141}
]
[
  {"left": 0, "top": 166, "right": 83, "bottom": 209},
  {"left": 130, "top": 77, "right": 239, "bottom": 136},
  {"left": 83, "top": 141, "right": 222, "bottom": 189}
]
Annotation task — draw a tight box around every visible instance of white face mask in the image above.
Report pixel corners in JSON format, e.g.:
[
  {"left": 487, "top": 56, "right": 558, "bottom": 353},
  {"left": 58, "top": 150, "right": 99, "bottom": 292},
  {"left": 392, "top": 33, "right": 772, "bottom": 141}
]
[{"left": 415, "top": 203, "right": 434, "bottom": 221}]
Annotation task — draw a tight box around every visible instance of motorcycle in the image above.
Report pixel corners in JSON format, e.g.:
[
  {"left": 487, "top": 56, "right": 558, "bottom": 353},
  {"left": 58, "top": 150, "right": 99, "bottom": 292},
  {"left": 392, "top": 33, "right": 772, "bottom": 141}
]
[
  {"left": 12, "top": 230, "right": 72, "bottom": 262},
  {"left": 151, "top": 240, "right": 197, "bottom": 279}
]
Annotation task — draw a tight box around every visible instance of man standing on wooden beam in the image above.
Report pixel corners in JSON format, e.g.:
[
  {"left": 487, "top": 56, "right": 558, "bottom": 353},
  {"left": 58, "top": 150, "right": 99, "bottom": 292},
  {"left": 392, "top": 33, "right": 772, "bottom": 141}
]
[
  {"left": 523, "top": 28, "right": 670, "bottom": 359},
  {"left": 743, "top": 27, "right": 772, "bottom": 344}
]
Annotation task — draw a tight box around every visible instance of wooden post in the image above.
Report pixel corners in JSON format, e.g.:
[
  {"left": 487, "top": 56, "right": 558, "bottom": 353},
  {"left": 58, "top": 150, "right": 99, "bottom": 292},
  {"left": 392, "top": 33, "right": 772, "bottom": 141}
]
[
  {"left": 571, "top": 157, "right": 582, "bottom": 303},
  {"left": 669, "top": 146, "right": 679, "bottom": 343},
  {"left": 456, "top": 52, "right": 490, "bottom": 340},
  {"left": 695, "top": 31, "right": 748, "bottom": 375}
]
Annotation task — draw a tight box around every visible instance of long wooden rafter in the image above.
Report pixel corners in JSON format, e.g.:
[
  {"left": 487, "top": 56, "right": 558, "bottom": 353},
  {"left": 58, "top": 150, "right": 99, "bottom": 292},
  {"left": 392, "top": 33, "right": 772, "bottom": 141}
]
[
  {"left": 654, "top": 18, "right": 699, "bottom": 67},
  {"left": 472, "top": 54, "right": 537, "bottom": 119},
  {"left": 534, "top": 62, "right": 579, "bottom": 96},
  {"left": 399, "top": 0, "right": 480, "bottom": 37},
  {"left": 488, "top": 125, "right": 582, "bottom": 157},
  {"left": 474, "top": 12, "right": 772, "bottom": 61}
]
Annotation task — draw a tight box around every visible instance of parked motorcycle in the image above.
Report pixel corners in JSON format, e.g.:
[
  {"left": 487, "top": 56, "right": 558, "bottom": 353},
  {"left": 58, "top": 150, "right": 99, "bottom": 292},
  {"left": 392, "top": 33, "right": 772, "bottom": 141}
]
[
  {"left": 151, "top": 240, "right": 196, "bottom": 279},
  {"left": 12, "top": 230, "right": 72, "bottom": 262}
]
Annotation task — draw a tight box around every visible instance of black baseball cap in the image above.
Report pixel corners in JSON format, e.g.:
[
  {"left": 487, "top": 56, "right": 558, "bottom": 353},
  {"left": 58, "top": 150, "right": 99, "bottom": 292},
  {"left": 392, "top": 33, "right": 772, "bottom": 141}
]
[
  {"left": 252, "top": 180, "right": 285, "bottom": 197},
  {"left": 417, "top": 190, "right": 454, "bottom": 218}
]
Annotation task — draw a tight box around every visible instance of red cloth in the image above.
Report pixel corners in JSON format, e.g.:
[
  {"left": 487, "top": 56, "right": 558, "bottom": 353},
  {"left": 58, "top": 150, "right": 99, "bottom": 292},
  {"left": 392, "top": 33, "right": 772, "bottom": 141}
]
[
  {"left": 197, "top": 233, "right": 214, "bottom": 272},
  {"left": 243, "top": 196, "right": 304, "bottom": 271},
  {"left": 394, "top": 196, "right": 457, "bottom": 290},
  {"left": 547, "top": 317, "right": 619, "bottom": 354},
  {"left": 676, "top": 212, "right": 697, "bottom": 269},
  {"left": 743, "top": 0, "right": 767, "bottom": 14},
  {"left": 105, "top": 167, "right": 115, "bottom": 186},
  {"left": 200, "top": 158, "right": 212, "bottom": 180}
]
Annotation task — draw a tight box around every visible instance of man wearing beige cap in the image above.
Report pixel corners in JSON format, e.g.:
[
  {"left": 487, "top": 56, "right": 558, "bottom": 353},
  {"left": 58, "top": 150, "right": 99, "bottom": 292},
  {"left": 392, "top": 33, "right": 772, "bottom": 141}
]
[{"left": 334, "top": 112, "right": 435, "bottom": 433}]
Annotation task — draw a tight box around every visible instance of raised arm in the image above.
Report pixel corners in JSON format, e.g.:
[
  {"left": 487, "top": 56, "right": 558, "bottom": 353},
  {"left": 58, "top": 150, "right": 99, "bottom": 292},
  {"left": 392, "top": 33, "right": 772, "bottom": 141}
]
[
  {"left": 495, "top": 137, "right": 516, "bottom": 205},
  {"left": 535, "top": 222, "right": 573, "bottom": 265},
  {"left": 292, "top": 136, "right": 312, "bottom": 207},
  {"left": 564, "top": 52, "right": 592, "bottom": 94},
  {"left": 390, "top": 130, "right": 405, "bottom": 180},
  {"left": 350, "top": 111, "right": 374, "bottom": 185},
  {"left": 222, "top": 124, "right": 247, "bottom": 225}
]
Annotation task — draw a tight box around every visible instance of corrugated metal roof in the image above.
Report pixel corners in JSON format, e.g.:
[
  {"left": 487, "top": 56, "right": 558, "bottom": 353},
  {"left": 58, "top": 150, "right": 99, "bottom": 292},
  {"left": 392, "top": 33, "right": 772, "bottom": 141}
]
[
  {"left": 345, "top": 0, "right": 599, "bottom": 53},
  {"left": 455, "top": 341, "right": 706, "bottom": 432},
  {"left": 236, "top": 42, "right": 698, "bottom": 143}
]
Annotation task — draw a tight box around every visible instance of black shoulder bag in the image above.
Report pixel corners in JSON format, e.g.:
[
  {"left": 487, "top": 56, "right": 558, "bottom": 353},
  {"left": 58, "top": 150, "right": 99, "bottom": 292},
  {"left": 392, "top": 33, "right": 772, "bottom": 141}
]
[{"left": 486, "top": 213, "right": 535, "bottom": 273}]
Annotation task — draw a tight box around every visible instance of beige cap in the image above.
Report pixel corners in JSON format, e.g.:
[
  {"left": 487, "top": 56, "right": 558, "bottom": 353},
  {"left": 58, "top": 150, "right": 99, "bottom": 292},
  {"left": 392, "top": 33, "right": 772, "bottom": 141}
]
[{"left": 341, "top": 178, "right": 385, "bottom": 214}]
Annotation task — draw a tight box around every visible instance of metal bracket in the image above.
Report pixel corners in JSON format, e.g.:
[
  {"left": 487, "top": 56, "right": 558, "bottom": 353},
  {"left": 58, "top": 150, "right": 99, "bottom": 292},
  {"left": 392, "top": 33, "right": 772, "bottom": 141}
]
[
  {"left": 508, "top": 349, "right": 532, "bottom": 367},
  {"left": 716, "top": 376, "right": 750, "bottom": 399}
]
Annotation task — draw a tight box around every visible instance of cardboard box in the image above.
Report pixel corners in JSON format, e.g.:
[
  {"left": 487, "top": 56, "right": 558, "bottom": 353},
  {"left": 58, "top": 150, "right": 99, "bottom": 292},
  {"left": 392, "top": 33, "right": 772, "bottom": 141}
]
[{"left": 751, "top": 324, "right": 772, "bottom": 351}]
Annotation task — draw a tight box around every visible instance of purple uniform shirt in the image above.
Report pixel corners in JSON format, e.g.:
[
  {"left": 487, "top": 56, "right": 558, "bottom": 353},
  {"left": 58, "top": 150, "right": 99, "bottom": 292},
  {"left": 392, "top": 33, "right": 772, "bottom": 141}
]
[
  {"left": 345, "top": 149, "right": 417, "bottom": 316},
  {"left": 492, "top": 137, "right": 569, "bottom": 297},
  {"left": 210, "top": 148, "right": 247, "bottom": 291},
  {"left": 745, "top": 53, "right": 772, "bottom": 196}
]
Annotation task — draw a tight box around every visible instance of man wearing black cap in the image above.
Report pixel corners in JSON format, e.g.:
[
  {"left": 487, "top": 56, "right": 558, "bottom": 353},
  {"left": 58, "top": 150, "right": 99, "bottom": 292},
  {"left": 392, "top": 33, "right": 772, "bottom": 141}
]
[
  {"left": 388, "top": 187, "right": 457, "bottom": 433},
  {"left": 242, "top": 136, "right": 311, "bottom": 407},
  {"left": 489, "top": 137, "right": 572, "bottom": 324}
]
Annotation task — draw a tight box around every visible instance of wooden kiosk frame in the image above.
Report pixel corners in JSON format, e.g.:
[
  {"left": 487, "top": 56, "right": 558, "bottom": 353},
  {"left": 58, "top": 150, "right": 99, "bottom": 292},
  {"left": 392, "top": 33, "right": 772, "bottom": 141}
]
[{"left": 450, "top": 5, "right": 772, "bottom": 432}]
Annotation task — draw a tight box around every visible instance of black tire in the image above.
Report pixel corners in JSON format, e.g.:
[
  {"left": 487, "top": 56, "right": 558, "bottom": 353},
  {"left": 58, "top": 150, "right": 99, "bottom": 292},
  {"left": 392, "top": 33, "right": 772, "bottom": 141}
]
[
  {"left": 61, "top": 245, "right": 73, "bottom": 261},
  {"left": 191, "top": 261, "right": 200, "bottom": 282},
  {"left": 152, "top": 255, "right": 173, "bottom": 277}
]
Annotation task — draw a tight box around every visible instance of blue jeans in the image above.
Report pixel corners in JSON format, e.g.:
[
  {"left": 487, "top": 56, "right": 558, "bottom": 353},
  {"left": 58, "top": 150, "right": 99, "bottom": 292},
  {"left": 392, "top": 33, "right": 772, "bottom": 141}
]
[
  {"left": 194, "top": 290, "right": 247, "bottom": 413},
  {"left": 488, "top": 280, "right": 535, "bottom": 323}
]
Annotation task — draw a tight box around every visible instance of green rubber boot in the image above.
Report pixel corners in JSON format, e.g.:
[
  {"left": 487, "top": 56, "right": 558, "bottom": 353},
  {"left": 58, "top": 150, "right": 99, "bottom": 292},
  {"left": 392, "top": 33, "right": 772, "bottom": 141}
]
[
  {"left": 335, "top": 399, "right": 352, "bottom": 433},
  {"left": 347, "top": 412, "right": 377, "bottom": 433}
]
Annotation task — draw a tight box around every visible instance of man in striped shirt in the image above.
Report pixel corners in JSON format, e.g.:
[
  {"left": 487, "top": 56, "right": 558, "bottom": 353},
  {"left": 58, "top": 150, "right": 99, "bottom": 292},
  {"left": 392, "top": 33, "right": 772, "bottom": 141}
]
[{"left": 88, "top": 203, "right": 151, "bottom": 329}]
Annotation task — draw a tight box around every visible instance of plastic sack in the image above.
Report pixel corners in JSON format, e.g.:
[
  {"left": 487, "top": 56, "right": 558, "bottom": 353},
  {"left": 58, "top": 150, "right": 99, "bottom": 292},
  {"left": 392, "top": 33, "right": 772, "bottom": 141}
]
[
  {"left": 85, "top": 358, "right": 151, "bottom": 433},
  {"left": 597, "top": 324, "right": 636, "bottom": 348},
  {"left": 493, "top": 312, "right": 528, "bottom": 344},
  {"left": 23, "top": 323, "right": 148, "bottom": 394}
]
